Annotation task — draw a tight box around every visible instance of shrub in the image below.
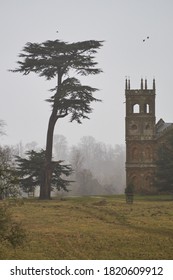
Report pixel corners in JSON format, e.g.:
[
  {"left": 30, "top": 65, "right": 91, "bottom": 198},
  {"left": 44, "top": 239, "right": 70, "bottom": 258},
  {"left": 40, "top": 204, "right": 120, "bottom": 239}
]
[{"left": 0, "top": 203, "right": 26, "bottom": 249}]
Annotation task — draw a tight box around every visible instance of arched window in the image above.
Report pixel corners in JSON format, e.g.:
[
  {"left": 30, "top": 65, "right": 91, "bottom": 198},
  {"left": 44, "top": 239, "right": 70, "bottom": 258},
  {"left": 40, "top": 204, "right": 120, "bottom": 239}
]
[
  {"left": 145, "top": 124, "right": 150, "bottom": 130},
  {"left": 144, "top": 104, "right": 150, "bottom": 113},
  {"left": 132, "top": 104, "right": 140, "bottom": 113},
  {"left": 145, "top": 146, "right": 152, "bottom": 160},
  {"left": 130, "top": 175, "right": 138, "bottom": 190},
  {"left": 132, "top": 147, "right": 139, "bottom": 160},
  {"left": 144, "top": 174, "right": 153, "bottom": 189},
  {"left": 131, "top": 124, "right": 137, "bottom": 130}
]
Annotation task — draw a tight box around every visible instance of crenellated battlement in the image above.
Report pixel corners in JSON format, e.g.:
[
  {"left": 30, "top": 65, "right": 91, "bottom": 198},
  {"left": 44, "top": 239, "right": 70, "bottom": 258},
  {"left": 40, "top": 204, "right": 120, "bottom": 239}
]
[{"left": 125, "top": 78, "right": 155, "bottom": 93}]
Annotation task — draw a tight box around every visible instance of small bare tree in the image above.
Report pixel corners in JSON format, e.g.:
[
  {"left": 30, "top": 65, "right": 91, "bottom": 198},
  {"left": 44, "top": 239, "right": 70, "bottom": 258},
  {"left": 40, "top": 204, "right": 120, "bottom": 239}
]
[{"left": 0, "top": 120, "right": 6, "bottom": 137}]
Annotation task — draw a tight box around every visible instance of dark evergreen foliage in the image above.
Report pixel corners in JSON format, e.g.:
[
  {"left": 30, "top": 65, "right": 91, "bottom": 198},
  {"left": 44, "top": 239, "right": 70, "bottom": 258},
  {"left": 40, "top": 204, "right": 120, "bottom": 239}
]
[
  {"left": 15, "top": 150, "right": 73, "bottom": 194},
  {"left": 11, "top": 39, "right": 103, "bottom": 123}
]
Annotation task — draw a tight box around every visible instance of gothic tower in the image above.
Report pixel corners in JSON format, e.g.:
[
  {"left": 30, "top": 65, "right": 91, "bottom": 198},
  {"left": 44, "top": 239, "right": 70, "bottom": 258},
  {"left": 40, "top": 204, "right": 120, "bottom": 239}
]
[{"left": 125, "top": 78, "right": 156, "bottom": 193}]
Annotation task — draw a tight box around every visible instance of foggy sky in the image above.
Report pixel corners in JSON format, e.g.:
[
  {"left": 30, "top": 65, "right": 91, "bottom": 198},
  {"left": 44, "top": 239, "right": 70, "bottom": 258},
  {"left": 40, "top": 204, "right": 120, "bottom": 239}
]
[{"left": 1, "top": 0, "right": 173, "bottom": 148}]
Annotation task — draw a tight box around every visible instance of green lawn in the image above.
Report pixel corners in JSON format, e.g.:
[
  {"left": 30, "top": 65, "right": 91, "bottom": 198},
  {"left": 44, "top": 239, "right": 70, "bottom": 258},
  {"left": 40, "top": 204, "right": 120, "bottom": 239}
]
[{"left": 0, "top": 195, "right": 173, "bottom": 259}]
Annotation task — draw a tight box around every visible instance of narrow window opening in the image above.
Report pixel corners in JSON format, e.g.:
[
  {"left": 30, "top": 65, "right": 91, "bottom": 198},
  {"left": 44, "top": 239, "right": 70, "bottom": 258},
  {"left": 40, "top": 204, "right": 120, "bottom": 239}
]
[{"left": 144, "top": 104, "right": 150, "bottom": 113}]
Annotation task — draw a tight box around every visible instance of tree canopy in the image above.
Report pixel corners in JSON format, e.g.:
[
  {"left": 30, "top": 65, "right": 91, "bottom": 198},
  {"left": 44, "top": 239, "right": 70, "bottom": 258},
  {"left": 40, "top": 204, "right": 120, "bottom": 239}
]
[
  {"left": 11, "top": 38, "right": 103, "bottom": 199},
  {"left": 15, "top": 150, "right": 73, "bottom": 194},
  {"left": 11, "top": 39, "right": 103, "bottom": 123}
]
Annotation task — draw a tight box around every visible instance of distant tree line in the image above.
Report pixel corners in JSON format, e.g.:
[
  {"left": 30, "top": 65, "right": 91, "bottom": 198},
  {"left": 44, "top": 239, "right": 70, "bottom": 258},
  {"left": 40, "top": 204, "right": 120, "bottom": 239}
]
[
  {"left": 1, "top": 118, "right": 173, "bottom": 198},
  {"left": 52, "top": 134, "right": 126, "bottom": 196},
  {"left": 0, "top": 120, "right": 126, "bottom": 198},
  {"left": 69, "top": 136, "right": 126, "bottom": 196}
]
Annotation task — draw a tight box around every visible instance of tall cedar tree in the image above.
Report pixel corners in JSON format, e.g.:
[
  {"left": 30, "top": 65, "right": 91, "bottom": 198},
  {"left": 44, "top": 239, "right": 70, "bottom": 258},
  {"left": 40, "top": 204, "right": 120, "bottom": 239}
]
[
  {"left": 155, "top": 131, "right": 173, "bottom": 193},
  {"left": 11, "top": 39, "right": 103, "bottom": 199},
  {"left": 15, "top": 150, "right": 73, "bottom": 195}
]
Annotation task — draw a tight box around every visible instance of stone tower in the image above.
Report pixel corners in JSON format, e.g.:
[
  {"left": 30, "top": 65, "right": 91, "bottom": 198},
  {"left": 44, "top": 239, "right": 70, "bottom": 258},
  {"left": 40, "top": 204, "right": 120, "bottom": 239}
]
[{"left": 125, "top": 78, "right": 156, "bottom": 193}]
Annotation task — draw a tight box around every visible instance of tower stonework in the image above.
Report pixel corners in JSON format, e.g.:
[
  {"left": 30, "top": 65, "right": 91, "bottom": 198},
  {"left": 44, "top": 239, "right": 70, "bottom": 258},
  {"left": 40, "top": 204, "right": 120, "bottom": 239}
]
[{"left": 125, "top": 79, "right": 156, "bottom": 193}]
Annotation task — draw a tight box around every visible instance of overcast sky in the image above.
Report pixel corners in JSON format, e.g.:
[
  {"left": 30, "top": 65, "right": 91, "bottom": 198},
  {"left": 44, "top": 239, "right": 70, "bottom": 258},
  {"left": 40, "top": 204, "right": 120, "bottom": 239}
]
[{"left": 0, "top": 0, "right": 173, "bottom": 148}]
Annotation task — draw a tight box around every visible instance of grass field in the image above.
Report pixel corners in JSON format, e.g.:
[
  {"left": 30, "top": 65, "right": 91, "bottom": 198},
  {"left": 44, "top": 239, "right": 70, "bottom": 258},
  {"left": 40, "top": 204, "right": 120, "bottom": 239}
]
[{"left": 0, "top": 195, "right": 173, "bottom": 260}]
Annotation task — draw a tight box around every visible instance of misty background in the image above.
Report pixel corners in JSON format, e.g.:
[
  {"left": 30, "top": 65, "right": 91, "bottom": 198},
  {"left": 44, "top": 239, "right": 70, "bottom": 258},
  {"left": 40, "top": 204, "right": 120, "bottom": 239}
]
[
  {"left": 7, "top": 135, "right": 125, "bottom": 195},
  {"left": 1, "top": 0, "right": 173, "bottom": 195}
]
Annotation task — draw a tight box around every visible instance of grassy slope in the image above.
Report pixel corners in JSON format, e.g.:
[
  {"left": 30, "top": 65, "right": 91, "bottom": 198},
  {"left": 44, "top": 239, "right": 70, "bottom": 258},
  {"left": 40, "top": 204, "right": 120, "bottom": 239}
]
[{"left": 0, "top": 195, "right": 173, "bottom": 260}]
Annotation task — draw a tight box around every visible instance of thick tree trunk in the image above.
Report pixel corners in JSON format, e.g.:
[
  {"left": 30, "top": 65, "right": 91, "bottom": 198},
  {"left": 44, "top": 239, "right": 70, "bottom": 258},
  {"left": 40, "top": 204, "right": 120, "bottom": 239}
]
[
  {"left": 39, "top": 72, "right": 62, "bottom": 200},
  {"left": 39, "top": 113, "right": 57, "bottom": 199}
]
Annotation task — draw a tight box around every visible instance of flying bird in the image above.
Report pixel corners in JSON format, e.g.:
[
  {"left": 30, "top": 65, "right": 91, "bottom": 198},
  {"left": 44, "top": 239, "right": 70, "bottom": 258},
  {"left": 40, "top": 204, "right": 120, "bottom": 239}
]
[{"left": 143, "top": 36, "right": 149, "bottom": 42}]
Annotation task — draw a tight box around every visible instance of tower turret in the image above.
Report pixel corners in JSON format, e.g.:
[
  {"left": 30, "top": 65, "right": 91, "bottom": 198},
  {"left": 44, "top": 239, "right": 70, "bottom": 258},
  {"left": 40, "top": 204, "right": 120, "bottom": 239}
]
[{"left": 125, "top": 79, "right": 156, "bottom": 193}]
